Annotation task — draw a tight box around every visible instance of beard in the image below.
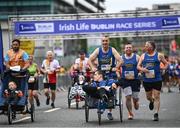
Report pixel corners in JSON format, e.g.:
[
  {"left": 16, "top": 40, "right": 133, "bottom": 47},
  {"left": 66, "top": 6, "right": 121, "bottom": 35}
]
[{"left": 13, "top": 48, "right": 19, "bottom": 52}]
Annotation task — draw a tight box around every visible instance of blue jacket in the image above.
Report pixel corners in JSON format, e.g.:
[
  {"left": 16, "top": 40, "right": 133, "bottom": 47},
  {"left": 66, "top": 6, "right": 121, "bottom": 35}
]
[{"left": 91, "top": 79, "right": 116, "bottom": 87}]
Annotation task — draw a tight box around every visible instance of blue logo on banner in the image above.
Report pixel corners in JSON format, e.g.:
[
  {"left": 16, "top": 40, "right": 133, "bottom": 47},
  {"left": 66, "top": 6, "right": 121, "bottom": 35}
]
[
  {"left": 19, "top": 23, "right": 36, "bottom": 32},
  {"left": 162, "top": 18, "right": 180, "bottom": 26}
]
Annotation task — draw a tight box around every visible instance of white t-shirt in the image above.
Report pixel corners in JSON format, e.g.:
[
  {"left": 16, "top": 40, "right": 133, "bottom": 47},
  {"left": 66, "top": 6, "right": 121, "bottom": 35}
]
[
  {"left": 75, "top": 58, "right": 88, "bottom": 72},
  {"left": 41, "top": 59, "right": 60, "bottom": 71}
]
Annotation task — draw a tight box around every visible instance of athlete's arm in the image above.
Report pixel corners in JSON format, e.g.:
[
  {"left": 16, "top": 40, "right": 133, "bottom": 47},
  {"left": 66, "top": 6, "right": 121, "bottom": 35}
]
[
  {"left": 158, "top": 53, "right": 168, "bottom": 70},
  {"left": 4, "top": 53, "right": 10, "bottom": 69},
  {"left": 35, "top": 63, "right": 41, "bottom": 75},
  {"left": 40, "top": 60, "right": 47, "bottom": 74},
  {"left": 137, "top": 53, "right": 149, "bottom": 73},
  {"left": 112, "top": 47, "right": 123, "bottom": 70},
  {"left": 22, "top": 52, "right": 30, "bottom": 70},
  {"left": 88, "top": 48, "right": 99, "bottom": 72}
]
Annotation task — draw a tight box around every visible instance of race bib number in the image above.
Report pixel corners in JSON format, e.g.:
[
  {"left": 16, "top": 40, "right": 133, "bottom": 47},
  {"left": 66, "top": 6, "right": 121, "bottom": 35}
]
[
  {"left": 28, "top": 76, "right": 35, "bottom": 83},
  {"left": 101, "top": 65, "right": 111, "bottom": 71},
  {"left": 145, "top": 70, "right": 155, "bottom": 78},
  {"left": 125, "top": 71, "right": 135, "bottom": 79}
]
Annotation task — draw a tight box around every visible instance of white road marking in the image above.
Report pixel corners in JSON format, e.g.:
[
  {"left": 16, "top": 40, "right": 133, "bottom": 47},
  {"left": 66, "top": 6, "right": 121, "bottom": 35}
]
[
  {"left": 71, "top": 102, "right": 76, "bottom": 105},
  {"left": 13, "top": 116, "right": 31, "bottom": 123},
  {"left": 44, "top": 108, "right": 61, "bottom": 113}
]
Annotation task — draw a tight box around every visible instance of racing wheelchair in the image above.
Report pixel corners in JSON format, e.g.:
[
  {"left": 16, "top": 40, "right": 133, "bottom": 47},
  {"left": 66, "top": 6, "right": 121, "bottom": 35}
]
[
  {"left": 84, "top": 78, "right": 123, "bottom": 125},
  {"left": 0, "top": 67, "right": 35, "bottom": 124},
  {"left": 68, "top": 71, "right": 87, "bottom": 109}
]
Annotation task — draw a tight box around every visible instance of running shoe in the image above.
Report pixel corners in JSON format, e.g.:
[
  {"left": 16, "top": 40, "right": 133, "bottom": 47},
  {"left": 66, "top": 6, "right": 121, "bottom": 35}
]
[
  {"left": 107, "top": 113, "right": 114, "bottom": 120},
  {"left": 153, "top": 113, "right": 159, "bottom": 121},
  {"left": 149, "top": 100, "right": 154, "bottom": 110},
  {"left": 46, "top": 97, "right": 50, "bottom": 105},
  {"left": 128, "top": 112, "right": 134, "bottom": 120},
  {"left": 51, "top": 102, "right": 55, "bottom": 108}
]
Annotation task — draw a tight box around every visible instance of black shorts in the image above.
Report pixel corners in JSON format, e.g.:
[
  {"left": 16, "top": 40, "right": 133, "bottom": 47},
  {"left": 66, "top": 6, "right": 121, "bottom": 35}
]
[
  {"left": 120, "top": 79, "right": 141, "bottom": 92},
  {"left": 28, "top": 81, "right": 39, "bottom": 90},
  {"left": 143, "top": 81, "right": 162, "bottom": 92},
  {"left": 44, "top": 83, "right": 56, "bottom": 90}
]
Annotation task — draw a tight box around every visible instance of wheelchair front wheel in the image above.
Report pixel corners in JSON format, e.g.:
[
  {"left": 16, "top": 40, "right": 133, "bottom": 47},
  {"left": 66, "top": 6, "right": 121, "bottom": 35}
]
[
  {"left": 7, "top": 104, "right": 13, "bottom": 124},
  {"left": 119, "top": 87, "right": 123, "bottom": 122},
  {"left": 68, "top": 87, "right": 71, "bottom": 108}
]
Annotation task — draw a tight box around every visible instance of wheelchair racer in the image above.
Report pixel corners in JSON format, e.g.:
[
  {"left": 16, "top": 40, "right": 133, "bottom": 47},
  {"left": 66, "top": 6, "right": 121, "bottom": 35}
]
[
  {"left": 87, "top": 36, "right": 122, "bottom": 120},
  {"left": 70, "top": 50, "right": 91, "bottom": 84},
  {"left": 82, "top": 70, "right": 117, "bottom": 120}
]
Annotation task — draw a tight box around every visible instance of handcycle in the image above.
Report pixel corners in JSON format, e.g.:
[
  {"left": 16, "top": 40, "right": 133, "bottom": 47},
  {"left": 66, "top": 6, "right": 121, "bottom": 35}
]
[
  {"left": 84, "top": 77, "right": 123, "bottom": 125},
  {"left": 0, "top": 67, "right": 35, "bottom": 124}
]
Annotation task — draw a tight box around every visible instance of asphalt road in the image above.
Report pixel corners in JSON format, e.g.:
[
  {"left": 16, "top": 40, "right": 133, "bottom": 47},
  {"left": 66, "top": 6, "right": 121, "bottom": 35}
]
[{"left": 0, "top": 86, "right": 180, "bottom": 127}]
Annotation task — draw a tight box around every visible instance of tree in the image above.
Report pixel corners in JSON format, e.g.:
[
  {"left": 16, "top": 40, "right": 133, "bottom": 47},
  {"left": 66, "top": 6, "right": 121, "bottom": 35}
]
[{"left": 109, "top": 37, "right": 128, "bottom": 53}]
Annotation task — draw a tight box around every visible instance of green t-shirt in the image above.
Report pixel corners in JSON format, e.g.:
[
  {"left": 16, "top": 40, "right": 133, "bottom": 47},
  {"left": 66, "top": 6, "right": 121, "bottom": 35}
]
[{"left": 28, "top": 63, "right": 37, "bottom": 76}]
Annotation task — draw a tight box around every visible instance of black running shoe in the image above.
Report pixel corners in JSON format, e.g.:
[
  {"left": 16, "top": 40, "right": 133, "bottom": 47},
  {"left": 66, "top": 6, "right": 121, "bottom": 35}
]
[
  {"left": 107, "top": 113, "right": 113, "bottom": 120},
  {"left": 46, "top": 97, "right": 50, "bottom": 105},
  {"left": 149, "top": 101, "right": 154, "bottom": 110},
  {"left": 51, "top": 102, "right": 55, "bottom": 108},
  {"left": 153, "top": 113, "right": 159, "bottom": 121}
]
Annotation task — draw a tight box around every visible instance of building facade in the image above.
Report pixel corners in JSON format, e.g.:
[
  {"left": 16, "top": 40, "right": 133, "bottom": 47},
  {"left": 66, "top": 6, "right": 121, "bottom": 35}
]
[
  {"left": 120, "top": 3, "right": 180, "bottom": 55},
  {"left": 0, "top": 0, "right": 105, "bottom": 20},
  {"left": 0, "top": 0, "right": 105, "bottom": 59},
  {"left": 152, "top": 3, "right": 180, "bottom": 10}
]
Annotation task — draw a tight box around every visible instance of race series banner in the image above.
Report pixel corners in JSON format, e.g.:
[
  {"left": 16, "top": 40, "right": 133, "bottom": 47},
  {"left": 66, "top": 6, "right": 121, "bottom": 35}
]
[{"left": 14, "top": 15, "right": 180, "bottom": 35}]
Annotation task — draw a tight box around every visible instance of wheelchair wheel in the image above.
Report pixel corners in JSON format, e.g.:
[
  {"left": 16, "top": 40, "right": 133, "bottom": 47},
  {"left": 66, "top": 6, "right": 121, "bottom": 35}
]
[
  {"left": 76, "top": 101, "right": 79, "bottom": 109},
  {"left": 97, "top": 99, "right": 102, "bottom": 125},
  {"left": 119, "top": 88, "right": 123, "bottom": 122},
  {"left": 7, "top": 104, "right": 12, "bottom": 124},
  {"left": 85, "top": 95, "right": 89, "bottom": 122},
  {"left": 98, "top": 112, "right": 101, "bottom": 125},
  {"left": 30, "top": 104, "right": 35, "bottom": 122},
  {"left": 68, "top": 87, "right": 71, "bottom": 108}
]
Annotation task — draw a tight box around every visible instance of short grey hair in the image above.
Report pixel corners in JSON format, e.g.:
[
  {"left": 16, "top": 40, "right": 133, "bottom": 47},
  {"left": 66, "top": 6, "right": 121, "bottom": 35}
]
[{"left": 46, "top": 50, "right": 54, "bottom": 57}]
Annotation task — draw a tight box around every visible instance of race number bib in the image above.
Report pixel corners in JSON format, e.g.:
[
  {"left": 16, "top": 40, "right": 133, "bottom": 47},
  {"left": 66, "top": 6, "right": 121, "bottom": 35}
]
[
  {"left": 101, "top": 64, "right": 111, "bottom": 71},
  {"left": 145, "top": 70, "right": 155, "bottom": 78},
  {"left": 28, "top": 76, "right": 35, "bottom": 83},
  {"left": 125, "top": 71, "right": 135, "bottom": 79}
]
